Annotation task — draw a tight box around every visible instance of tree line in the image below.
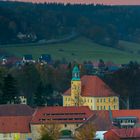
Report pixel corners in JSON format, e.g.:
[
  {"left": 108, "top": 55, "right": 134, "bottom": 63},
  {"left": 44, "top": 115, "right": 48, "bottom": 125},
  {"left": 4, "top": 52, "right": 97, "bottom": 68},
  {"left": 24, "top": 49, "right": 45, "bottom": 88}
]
[
  {"left": 0, "top": 60, "right": 140, "bottom": 109},
  {"left": 0, "top": 1, "right": 140, "bottom": 47}
]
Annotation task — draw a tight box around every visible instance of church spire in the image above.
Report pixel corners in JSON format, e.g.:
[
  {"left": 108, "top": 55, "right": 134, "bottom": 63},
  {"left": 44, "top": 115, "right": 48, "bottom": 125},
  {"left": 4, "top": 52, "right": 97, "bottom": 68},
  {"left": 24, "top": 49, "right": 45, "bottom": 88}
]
[{"left": 72, "top": 65, "right": 80, "bottom": 81}]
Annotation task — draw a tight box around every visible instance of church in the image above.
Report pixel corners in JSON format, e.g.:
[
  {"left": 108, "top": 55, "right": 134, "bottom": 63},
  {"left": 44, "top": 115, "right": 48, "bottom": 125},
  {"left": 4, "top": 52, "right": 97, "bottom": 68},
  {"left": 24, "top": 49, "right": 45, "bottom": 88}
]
[{"left": 63, "top": 66, "right": 119, "bottom": 110}]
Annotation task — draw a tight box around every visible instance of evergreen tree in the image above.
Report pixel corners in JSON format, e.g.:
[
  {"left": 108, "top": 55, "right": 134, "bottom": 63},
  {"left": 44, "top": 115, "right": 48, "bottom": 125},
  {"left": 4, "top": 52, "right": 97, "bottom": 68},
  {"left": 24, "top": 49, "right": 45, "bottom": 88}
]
[
  {"left": 2, "top": 74, "right": 19, "bottom": 104},
  {"left": 34, "top": 82, "right": 46, "bottom": 106}
]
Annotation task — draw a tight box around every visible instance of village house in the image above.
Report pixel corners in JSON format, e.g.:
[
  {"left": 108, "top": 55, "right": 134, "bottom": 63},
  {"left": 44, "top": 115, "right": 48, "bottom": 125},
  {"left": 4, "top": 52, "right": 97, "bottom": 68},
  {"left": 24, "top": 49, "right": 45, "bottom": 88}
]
[
  {"left": 0, "top": 104, "right": 140, "bottom": 140},
  {"left": 0, "top": 104, "right": 34, "bottom": 140},
  {"left": 22, "top": 55, "right": 35, "bottom": 64},
  {"left": 38, "top": 54, "right": 51, "bottom": 64},
  {"left": 63, "top": 66, "right": 119, "bottom": 110},
  {"left": 30, "top": 106, "right": 93, "bottom": 140}
]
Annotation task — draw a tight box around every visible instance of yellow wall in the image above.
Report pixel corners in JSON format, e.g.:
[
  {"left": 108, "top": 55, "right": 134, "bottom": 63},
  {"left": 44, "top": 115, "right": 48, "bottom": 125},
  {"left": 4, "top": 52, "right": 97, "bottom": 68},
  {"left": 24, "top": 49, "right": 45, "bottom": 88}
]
[
  {"left": 0, "top": 133, "right": 32, "bottom": 140},
  {"left": 95, "top": 96, "right": 119, "bottom": 110},
  {"left": 63, "top": 95, "right": 119, "bottom": 110},
  {"left": 71, "top": 80, "right": 81, "bottom": 106}
]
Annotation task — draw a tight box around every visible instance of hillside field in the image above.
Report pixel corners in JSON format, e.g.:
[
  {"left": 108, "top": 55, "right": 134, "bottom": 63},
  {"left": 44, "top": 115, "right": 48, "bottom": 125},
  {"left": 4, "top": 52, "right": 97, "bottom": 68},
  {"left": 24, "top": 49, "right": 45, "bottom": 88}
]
[{"left": 0, "top": 37, "right": 140, "bottom": 64}]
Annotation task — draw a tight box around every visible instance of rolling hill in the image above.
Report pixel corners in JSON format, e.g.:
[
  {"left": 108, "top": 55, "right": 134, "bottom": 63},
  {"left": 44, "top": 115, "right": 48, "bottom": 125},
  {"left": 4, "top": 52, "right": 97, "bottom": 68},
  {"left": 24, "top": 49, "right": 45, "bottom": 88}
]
[{"left": 0, "top": 37, "right": 140, "bottom": 64}]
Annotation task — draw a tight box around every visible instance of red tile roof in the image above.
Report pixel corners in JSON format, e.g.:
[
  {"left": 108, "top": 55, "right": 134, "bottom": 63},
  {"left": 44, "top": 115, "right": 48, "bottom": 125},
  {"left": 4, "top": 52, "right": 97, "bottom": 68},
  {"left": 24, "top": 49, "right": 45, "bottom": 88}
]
[
  {"left": 78, "top": 110, "right": 112, "bottom": 131},
  {"left": 0, "top": 104, "right": 34, "bottom": 116},
  {"left": 31, "top": 106, "right": 93, "bottom": 124},
  {"left": 105, "top": 128, "right": 140, "bottom": 138},
  {"left": 112, "top": 110, "right": 140, "bottom": 123},
  {"left": 64, "top": 75, "right": 117, "bottom": 97},
  {"left": 0, "top": 116, "right": 32, "bottom": 133}
]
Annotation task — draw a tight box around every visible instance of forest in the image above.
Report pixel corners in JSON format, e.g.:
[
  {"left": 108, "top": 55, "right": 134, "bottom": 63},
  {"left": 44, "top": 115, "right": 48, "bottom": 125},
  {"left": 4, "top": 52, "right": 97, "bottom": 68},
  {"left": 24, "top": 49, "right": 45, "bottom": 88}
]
[{"left": 0, "top": 1, "right": 140, "bottom": 47}]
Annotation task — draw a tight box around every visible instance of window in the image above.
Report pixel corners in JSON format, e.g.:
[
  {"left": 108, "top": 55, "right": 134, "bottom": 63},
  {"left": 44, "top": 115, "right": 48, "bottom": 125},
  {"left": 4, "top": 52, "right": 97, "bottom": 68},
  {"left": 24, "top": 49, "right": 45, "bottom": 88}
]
[
  {"left": 97, "top": 99, "right": 99, "bottom": 102},
  {"left": 104, "top": 98, "right": 106, "bottom": 102},
  {"left": 108, "top": 106, "right": 111, "bottom": 110},
  {"left": 104, "top": 106, "right": 106, "bottom": 110},
  {"left": 109, "top": 98, "right": 110, "bottom": 102},
  {"left": 100, "top": 99, "right": 102, "bottom": 102},
  {"left": 100, "top": 106, "right": 102, "bottom": 110},
  {"left": 65, "top": 124, "right": 67, "bottom": 127},
  {"left": 114, "top": 105, "right": 116, "bottom": 109},
  {"left": 97, "top": 106, "right": 99, "bottom": 110},
  {"left": 91, "top": 99, "right": 92, "bottom": 103},
  {"left": 65, "top": 98, "right": 67, "bottom": 101},
  {"left": 114, "top": 98, "right": 116, "bottom": 102}
]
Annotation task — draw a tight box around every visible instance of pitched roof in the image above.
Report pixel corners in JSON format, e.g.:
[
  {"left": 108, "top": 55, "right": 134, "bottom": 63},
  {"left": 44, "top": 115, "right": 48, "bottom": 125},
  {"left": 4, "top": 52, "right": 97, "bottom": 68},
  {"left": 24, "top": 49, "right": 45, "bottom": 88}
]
[
  {"left": 64, "top": 75, "right": 117, "bottom": 97},
  {"left": 112, "top": 110, "right": 140, "bottom": 123},
  {"left": 78, "top": 110, "right": 112, "bottom": 131},
  {"left": 31, "top": 106, "right": 93, "bottom": 124},
  {"left": 105, "top": 128, "right": 140, "bottom": 138},
  {"left": 0, "top": 104, "right": 34, "bottom": 116},
  {"left": 0, "top": 116, "right": 32, "bottom": 133}
]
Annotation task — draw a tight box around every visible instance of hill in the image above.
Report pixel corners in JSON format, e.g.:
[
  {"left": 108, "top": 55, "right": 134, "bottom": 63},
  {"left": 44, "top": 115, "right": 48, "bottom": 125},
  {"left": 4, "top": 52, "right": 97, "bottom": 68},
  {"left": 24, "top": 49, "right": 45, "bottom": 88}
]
[{"left": 0, "top": 37, "right": 140, "bottom": 63}]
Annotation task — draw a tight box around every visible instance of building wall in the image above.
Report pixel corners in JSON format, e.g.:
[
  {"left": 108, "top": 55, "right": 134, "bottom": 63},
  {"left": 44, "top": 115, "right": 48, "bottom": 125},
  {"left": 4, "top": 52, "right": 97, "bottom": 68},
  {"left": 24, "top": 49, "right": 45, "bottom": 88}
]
[
  {"left": 71, "top": 80, "right": 81, "bottom": 106},
  {"left": 95, "top": 96, "right": 119, "bottom": 110},
  {"left": 31, "top": 123, "right": 81, "bottom": 140},
  {"left": 63, "top": 95, "right": 119, "bottom": 110},
  {"left": 0, "top": 133, "right": 32, "bottom": 140}
]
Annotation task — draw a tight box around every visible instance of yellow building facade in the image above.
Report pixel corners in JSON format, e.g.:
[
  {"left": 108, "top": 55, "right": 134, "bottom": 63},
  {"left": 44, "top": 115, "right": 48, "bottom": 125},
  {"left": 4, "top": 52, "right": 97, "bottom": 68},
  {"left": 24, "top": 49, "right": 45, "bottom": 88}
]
[{"left": 63, "top": 66, "right": 119, "bottom": 110}]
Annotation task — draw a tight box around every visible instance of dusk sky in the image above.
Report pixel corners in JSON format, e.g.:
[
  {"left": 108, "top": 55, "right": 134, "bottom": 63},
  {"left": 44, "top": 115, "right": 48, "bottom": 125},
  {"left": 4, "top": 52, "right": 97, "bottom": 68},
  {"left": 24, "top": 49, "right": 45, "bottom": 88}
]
[{"left": 10, "top": 0, "right": 140, "bottom": 5}]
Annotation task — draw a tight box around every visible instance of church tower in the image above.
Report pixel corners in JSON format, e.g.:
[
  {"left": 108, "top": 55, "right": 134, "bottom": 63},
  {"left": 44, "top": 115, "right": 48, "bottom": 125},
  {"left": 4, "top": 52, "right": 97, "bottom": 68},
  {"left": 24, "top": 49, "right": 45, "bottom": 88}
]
[{"left": 71, "top": 65, "right": 82, "bottom": 106}]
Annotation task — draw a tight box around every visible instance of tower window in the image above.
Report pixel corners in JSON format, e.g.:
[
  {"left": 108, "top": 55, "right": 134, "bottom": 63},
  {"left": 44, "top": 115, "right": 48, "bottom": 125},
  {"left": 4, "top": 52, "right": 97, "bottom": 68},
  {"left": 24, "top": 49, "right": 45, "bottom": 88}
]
[{"left": 65, "top": 124, "right": 67, "bottom": 127}]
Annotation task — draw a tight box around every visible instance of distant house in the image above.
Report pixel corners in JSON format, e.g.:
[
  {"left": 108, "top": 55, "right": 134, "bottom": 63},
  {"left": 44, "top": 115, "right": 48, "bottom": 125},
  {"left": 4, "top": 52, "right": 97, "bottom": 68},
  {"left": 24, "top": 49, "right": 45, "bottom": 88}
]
[
  {"left": 19, "top": 96, "right": 27, "bottom": 105},
  {"left": 0, "top": 104, "right": 34, "bottom": 140},
  {"left": 22, "top": 54, "right": 35, "bottom": 64},
  {"left": 38, "top": 54, "right": 51, "bottom": 64}
]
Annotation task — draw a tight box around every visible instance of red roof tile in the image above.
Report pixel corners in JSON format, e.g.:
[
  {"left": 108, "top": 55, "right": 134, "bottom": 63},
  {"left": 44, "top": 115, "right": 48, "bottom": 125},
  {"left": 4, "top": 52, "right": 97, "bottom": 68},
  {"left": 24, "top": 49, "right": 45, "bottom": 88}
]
[
  {"left": 105, "top": 128, "right": 140, "bottom": 138},
  {"left": 112, "top": 110, "right": 140, "bottom": 123},
  {"left": 64, "top": 75, "right": 117, "bottom": 97},
  {"left": 0, "top": 104, "right": 34, "bottom": 116},
  {"left": 0, "top": 116, "right": 32, "bottom": 133},
  {"left": 76, "top": 110, "right": 112, "bottom": 131},
  {"left": 31, "top": 106, "right": 93, "bottom": 124}
]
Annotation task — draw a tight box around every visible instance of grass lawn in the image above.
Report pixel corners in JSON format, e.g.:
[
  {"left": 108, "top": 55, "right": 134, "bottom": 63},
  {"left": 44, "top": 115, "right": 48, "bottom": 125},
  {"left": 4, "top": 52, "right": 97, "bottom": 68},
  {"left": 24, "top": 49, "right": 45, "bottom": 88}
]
[{"left": 0, "top": 37, "right": 140, "bottom": 64}]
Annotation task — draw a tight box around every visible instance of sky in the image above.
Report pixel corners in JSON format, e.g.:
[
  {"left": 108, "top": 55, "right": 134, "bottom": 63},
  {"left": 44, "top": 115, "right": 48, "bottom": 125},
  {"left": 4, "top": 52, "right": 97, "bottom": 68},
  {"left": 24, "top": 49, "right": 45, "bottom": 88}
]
[{"left": 9, "top": 0, "right": 140, "bottom": 5}]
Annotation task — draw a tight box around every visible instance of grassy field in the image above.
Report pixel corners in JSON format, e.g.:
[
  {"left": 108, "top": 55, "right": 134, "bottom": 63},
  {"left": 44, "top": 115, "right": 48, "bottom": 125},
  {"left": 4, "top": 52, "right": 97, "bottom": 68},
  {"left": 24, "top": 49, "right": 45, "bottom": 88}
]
[
  {"left": 119, "top": 40, "right": 140, "bottom": 54},
  {"left": 0, "top": 37, "right": 140, "bottom": 64}
]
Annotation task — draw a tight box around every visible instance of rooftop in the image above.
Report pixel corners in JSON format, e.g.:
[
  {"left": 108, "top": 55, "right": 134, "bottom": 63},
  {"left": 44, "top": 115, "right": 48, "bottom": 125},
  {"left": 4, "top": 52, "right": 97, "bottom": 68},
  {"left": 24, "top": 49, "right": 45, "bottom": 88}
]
[
  {"left": 0, "top": 116, "right": 32, "bottom": 133},
  {"left": 64, "top": 75, "right": 117, "bottom": 97},
  {"left": 0, "top": 104, "right": 34, "bottom": 116},
  {"left": 31, "top": 106, "right": 93, "bottom": 124}
]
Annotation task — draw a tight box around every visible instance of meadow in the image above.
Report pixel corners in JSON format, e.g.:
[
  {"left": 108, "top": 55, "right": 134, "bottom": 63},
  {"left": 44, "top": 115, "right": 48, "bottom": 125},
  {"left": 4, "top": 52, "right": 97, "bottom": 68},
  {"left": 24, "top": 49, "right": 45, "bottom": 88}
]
[{"left": 0, "top": 37, "right": 140, "bottom": 64}]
